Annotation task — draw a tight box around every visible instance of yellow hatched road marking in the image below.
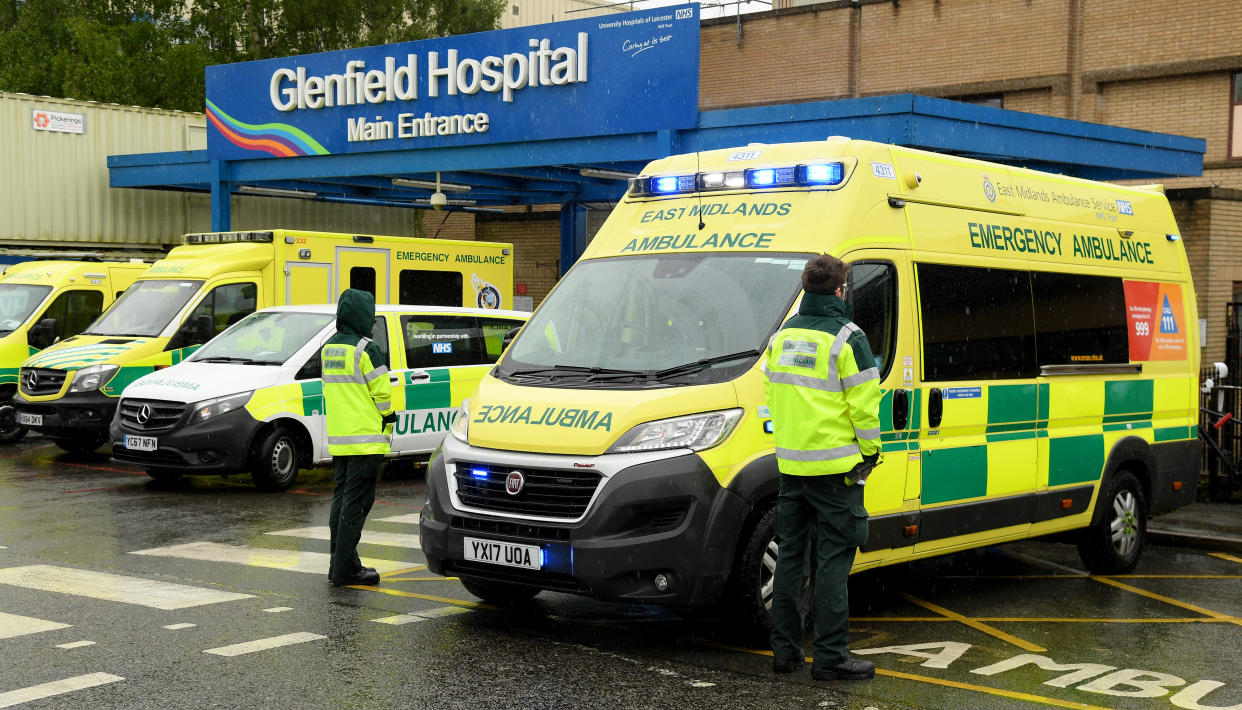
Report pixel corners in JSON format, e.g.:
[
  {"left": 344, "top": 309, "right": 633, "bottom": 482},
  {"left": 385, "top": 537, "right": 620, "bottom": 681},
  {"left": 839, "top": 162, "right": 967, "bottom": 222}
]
[
  {"left": 941, "top": 573, "right": 1242, "bottom": 580},
  {"left": 384, "top": 576, "right": 459, "bottom": 582},
  {"left": 1209, "top": 552, "right": 1242, "bottom": 565},
  {"left": 1090, "top": 576, "right": 1242, "bottom": 627},
  {"left": 853, "top": 616, "right": 1217, "bottom": 624},
  {"left": 900, "top": 593, "right": 1046, "bottom": 652},
  {"left": 709, "top": 644, "right": 1116, "bottom": 710},
  {"left": 354, "top": 585, "right": 486, "bottom": 609},
  {"left": 380, "top": 565, "right": 427, "bottom": 577}
]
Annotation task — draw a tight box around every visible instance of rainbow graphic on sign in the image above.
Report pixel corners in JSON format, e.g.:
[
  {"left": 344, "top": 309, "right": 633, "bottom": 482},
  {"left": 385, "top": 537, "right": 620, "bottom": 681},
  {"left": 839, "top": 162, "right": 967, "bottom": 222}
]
[{"left": 205, "top": 99, "right": 329, "bottom": 158}]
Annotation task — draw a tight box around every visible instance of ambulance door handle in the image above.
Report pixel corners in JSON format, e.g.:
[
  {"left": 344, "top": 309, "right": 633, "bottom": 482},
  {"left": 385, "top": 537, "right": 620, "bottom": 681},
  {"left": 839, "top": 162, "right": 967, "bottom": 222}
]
[
  {"left": 408, "top": 369, "right": 430, "bottom": 382},
  {"left": 892, "top": 389, "right": 909, "bottom": 431},
  {"left": 389, "top": 374, "right": 402, "bottom": 385},
  {"left": 928, "top": 388, "right": 943, "bottom": 429}
]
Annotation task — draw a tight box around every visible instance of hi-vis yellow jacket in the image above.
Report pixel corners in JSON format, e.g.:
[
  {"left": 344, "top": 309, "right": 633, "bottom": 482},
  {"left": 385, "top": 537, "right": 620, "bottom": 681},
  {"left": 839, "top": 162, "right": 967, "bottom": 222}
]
[
  {"left": 763, "top": 293, "right": 882, "bottom": 476},
  {"left": 322, "top": 289, "right": 393, "bottom": 456}
]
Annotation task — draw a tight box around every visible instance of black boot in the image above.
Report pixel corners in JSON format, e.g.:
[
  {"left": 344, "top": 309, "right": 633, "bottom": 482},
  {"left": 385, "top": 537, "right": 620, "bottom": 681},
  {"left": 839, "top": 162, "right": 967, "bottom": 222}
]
[{"left": 811, "top": 656, "right": 875, "bottom": 681}]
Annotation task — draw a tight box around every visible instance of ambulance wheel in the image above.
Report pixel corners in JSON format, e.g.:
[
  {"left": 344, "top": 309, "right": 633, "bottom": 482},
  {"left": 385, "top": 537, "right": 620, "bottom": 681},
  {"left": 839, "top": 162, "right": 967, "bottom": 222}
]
[
  {"left": 1078, "top": 470, "right": 1147, "bottom": 574},
  {"left": 250, "top": 427, "right": 300, "bottom": 492},
  {"left": 0, "top": 391, "right": 27, "bottom": 443},
  {"left": 459, "top": 578, "right": 540, "bottom": 606},
  {"left": 729, "top": 503, "right": 814, "bottom": 638},
  {"left": 52, "top": 436, "right": 106, "bottom": 455}
]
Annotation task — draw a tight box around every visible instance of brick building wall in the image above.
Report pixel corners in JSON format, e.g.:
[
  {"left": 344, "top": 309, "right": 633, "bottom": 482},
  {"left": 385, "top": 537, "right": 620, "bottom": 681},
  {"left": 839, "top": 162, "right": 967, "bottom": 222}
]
[{"left": 476, "top": 215, "right": 562, "bottom": 308}]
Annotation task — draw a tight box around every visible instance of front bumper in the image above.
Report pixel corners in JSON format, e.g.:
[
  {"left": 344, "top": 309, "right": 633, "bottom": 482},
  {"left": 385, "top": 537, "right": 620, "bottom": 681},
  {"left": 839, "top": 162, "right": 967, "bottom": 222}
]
[
  {"left": 111, "top": 406, "right": 260, "bottom": 474},
  {"left": 15, "top": 391, "right": 115, "bottom": 439},
  {"left": 419, "top": 436, "right": 750, "bottom": 607}
]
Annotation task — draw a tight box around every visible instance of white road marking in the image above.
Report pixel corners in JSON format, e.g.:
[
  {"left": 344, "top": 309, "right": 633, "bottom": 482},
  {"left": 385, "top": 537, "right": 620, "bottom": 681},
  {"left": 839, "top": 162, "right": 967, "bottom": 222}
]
[
  {"left": 163, "top": 623, "right": 196, "bottom": 630},
  {"left": 265, "top": 526, "right": 422, "bottom": 549},
  {"left": 374, "top": 513, "right": 421, "bottom": 525},
  {"left": 203, "top": 632, "right": 325, "bottom": 657},
  {"left": 131, "top": 542, "right": 414, "bottom": 575},
  {"left": 0, "top": 612, "right": 71, "bottom": 640},
  {"left": 372, "top": 614, "right": 427, "bottom": 625},
  {"left": 263, "top": 607, "right": 292, "bottom": 613},
  {"left": 0, "top": 673, "right": 123, "bottom": 708},
  {"left": 0, "top": 565, "right": 252, "bottom": 610},
  {"left": 55, "top": 641, "right": 95, "bottom": 649}
]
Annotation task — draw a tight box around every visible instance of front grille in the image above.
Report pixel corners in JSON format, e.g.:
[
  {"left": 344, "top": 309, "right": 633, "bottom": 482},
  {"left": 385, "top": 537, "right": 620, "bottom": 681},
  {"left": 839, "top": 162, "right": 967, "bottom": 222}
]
[
  {"left": 453, "top": 462, "right": 602, "bottom": 519},
  {"left": 19, "top": 368, "right": 66, "bottom": 396},
  {"left": 119, "top": 398, "right": 189, "bottom": 432},
  {"left": 445, "top": 560, "right": 588, "bottom": 593},
  {"left": 112, "top": 445, "right": 185, "bottom": 466},
  {"left": 451, "top": 516, "right": 571, "bottom": 542}
]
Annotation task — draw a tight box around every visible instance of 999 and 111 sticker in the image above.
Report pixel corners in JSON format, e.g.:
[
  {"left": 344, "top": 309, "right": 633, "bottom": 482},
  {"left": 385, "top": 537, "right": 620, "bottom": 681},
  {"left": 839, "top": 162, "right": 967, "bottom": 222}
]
[{"left": 1124, "top": 280, "right": 1186, "bottom": 361}]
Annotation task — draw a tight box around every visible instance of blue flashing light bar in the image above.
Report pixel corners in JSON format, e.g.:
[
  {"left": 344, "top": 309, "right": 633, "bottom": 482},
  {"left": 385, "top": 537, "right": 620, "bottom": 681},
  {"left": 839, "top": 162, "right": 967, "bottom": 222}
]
[
  {"left": 633, "top": 162, "right": 845, "bottom": 197},
  {"left": 471, "top": 468, "right": 489, "bottom": 479},
  {"left": 799, "top": 163, "right": 844, "bottom": 185}
]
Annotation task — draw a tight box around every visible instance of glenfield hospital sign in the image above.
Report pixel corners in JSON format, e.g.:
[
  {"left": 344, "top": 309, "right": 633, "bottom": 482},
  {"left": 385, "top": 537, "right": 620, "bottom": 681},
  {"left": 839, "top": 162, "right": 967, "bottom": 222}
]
[{"left": 205, "top": 4, "right": 699, "bottom": 159}]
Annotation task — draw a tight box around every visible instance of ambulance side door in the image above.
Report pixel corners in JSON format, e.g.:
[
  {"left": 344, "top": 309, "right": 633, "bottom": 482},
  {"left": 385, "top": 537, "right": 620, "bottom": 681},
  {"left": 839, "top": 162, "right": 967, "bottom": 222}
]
[
  {"left": 841, "top": 250, "right": 915, "bottom": 559},
  {"left": 336, "top": 246, "right": 390, "bottom": 303}
]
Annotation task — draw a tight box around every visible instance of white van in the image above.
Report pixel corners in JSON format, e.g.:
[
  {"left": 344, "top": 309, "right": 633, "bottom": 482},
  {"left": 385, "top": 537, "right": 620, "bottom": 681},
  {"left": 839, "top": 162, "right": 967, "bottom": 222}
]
[{"left": 110, "top": 303, "right": 527, "bottom": 490}]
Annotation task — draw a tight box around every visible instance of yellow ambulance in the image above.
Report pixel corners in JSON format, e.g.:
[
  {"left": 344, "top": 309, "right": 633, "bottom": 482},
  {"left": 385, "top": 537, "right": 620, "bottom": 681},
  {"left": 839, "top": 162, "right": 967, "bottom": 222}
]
[
  {"left": 419, "top": 138, "right": 1200, "bottom": 630},
  {"left": 14, "top": 229, "right": 512, "bottom": 454},
  {"left": 109, "top": 303, "right": 527, "bottom": 491},
  {"left": 0, "top": 259, "right": 145, "bottom": 443}
]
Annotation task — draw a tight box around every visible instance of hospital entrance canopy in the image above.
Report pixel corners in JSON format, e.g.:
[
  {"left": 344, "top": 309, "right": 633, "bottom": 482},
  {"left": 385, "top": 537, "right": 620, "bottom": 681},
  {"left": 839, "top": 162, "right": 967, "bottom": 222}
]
[{"left": 107, "top": 3, "right": 1205, "bottom": 268}]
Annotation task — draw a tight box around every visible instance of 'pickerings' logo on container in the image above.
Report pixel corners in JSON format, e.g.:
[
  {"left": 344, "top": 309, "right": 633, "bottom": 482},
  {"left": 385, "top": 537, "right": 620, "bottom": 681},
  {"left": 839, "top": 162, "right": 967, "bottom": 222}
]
[
  {"left": 1117, "top": 199, "right": 1134, "bottom": 215},
  {"left": 982, "top": 176, "right": 997, "bottom": 203}
]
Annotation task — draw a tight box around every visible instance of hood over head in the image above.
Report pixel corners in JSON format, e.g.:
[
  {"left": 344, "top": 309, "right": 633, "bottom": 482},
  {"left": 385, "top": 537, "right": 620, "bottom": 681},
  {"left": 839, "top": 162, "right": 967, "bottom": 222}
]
[{"left": 335, "top": 288, "right": 375, "bottom": 338}]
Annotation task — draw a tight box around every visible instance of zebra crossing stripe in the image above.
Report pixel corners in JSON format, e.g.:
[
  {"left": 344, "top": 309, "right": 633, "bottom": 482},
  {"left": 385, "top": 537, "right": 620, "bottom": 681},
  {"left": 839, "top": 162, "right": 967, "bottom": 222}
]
[
  {"left": 131, "top": 541, "right": 415, "bottom": 575},
  {"left": 203, "top": 632, "right": 325, "bottom": 657},
  {"left": 0, "top": 612, "right": 71, "bottom": 640},
  {"left": 0, "top": 565, "right": 252, "bottom": 610},
  {"left": 265, "top": 526, "right": 421, "bottom": 549},
  {"left": 374, "top": 513, "right": 421, "bottom": 524},
  {"left": 0, "top": 673, "right": 124, "bottom": 708},
  {"left": 372, "top": 606, "right": 472, "bottom": 625}
]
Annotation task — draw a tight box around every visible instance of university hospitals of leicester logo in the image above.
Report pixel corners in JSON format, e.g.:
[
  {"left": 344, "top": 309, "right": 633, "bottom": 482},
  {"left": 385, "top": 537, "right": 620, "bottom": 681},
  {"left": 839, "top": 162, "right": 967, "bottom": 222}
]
[{"left": 982, "top": 176, "right": 997, "bottom": 202}]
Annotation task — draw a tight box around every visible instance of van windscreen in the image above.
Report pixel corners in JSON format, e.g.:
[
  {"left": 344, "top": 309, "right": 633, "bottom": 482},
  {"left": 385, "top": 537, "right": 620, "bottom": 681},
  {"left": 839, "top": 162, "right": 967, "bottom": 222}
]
[
  {"left": 498, "top": 253, "right": 807, "bottom": 388},
  {"left": 0, "top": 284, "right": 52, "bottom": 334},
  {"left": 85, "top": 280, "right": 203, "bottom": 337}
]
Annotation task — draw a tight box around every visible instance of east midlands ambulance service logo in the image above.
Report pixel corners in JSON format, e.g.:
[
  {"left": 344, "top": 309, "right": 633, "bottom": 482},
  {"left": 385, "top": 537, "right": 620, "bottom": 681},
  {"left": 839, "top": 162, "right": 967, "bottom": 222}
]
[{"left": 982, "top": 175, "right": 997, "bottom": 203}]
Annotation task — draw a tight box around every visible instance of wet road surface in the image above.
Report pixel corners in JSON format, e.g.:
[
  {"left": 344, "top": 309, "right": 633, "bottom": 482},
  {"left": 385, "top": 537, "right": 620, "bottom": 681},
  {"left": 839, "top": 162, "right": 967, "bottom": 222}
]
[{"left": 1, "top": 437, "right": 1239, "bottom": 709}]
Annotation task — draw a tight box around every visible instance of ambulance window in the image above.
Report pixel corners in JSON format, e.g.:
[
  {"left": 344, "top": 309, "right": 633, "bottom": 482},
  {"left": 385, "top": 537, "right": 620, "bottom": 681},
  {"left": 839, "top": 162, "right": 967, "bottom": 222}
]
[
  {"left": 1031, "top": 272, "right": 1128, "bottom": 365},
  {"left": 401, "top": 315, "right": 482, "bottom": 368},
  {"left": 846, "top": 262, "right": 897, "bottom": 379},
  {"left": 38, "top": 289, "right": 103, "bottom": 342},
  {"left": 917, "top": 263, "right": 1037, "bottom": 381},
  {"left": 399, "top": 270, "right": 462, "bottom": 307},
  {"left": 170, "top": 282, "right": 256, "bottom": 348},
  {"left": 370, "top": 316, "right": 389, "bottom": 368},
  {"left": 350, "top": 267, "right": 376, "bottom": 296},
  {"left": 479, "top": 317, "right": 524, "bottom": 362}
]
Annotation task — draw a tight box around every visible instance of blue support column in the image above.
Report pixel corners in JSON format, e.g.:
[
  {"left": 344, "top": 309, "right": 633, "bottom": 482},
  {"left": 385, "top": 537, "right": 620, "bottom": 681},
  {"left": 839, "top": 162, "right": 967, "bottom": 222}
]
[
  {"left": 559, "top": 201, "right": 588, "bottom": 276},
  {"left": 210, "top": 159, "right": 231, "bottom": 231}
]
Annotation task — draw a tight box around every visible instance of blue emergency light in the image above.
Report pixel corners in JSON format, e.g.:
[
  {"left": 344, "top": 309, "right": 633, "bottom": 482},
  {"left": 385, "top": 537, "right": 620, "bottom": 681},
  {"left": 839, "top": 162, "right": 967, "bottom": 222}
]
[
  {"left": 471, "top": 468, "right": 489, "bottom": 479},
  {"left": 633, "top": 162, "right": 846, "bottom": 196},
  {"left": 800, "top": 163, "right": 844, "bottom": 184}
]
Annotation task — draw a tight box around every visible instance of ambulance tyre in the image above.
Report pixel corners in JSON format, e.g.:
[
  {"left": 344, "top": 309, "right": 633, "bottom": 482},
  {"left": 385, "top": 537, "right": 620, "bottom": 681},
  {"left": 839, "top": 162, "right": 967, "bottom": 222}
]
[
  {"left": 0, "top": 391, "right": 27, "bottom": 443},
  {"left": 250, "top": 426, "right": 301, "bottom": 492},
  {"left": 459, "top": 578, "right": 540, "bottom": 606},
  {"left": 729, "top": 502, "right": 813, "bottom": 639},
  {"left": 52, "top": 436, "right": 106, "bottom": 455},
  {"left": 1077, "top": 470, "right": 1147, "bottom": 574}
]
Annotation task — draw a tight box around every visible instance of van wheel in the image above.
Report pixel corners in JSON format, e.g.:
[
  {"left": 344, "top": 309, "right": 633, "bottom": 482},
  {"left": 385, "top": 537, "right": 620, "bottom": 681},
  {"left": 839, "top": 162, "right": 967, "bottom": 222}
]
[
  {"left": 1078, "top": 470, "right": 1147, "bottom": 574},
  {"left": 0, "top": 394, "right": 27, "bottom": 443},
  {"left": 250, "top": 427, "right": 300, "bottom": 492},
  {"left": 52, "top": 436, "right": 106, "bottom": 455},
  {"left": 729, "top": 503, "right": 814, "bottom": 638},
  {"left": 459, "top": 578, "right": 540, "bottom": 606}
]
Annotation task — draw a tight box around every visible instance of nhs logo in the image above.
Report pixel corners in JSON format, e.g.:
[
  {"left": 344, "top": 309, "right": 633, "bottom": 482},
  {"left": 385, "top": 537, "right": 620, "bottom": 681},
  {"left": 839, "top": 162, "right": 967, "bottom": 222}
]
[
  {"left": 1116, "top": 199, "right": 1134, "bottom": 216},
  {"left": 432, "top": 342, "right": 453, "bottom": 354},
  {"left": 675, "top": 7, "right": 694, "bottom": 19}
]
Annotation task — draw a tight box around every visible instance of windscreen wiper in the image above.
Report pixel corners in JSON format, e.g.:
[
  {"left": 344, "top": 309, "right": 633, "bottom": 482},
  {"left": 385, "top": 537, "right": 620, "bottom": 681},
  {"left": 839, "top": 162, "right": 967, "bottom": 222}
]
[
  {"left": 193, "top": 355, "right": 271, "bottom": 365},
  {"left": 653, "top": 349, "right": 762, "bottom": 381},
  {"left": 505, "top": 364, "right": 649, "bottom": 381}
]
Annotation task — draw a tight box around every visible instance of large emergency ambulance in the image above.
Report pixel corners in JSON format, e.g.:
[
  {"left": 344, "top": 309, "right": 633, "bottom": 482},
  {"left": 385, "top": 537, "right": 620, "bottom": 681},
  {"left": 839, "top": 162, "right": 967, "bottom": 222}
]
[
  {"left": 109, "top": 304, "right": 527, "bottom": 490},
  {"left": 0, "top": 259, "right": 145, "bottom": 443},
  {"left": 15, "top": 229, "right": 512, "bottom": 454},
  {"left": 420, "top": 138, "right": 1200, "bottom": 630}
]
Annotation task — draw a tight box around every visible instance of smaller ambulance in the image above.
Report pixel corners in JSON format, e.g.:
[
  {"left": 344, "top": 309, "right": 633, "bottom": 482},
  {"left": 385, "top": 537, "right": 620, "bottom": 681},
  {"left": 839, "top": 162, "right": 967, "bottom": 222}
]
[
  {"left": 110, "top": 303, "right": 527, "bottom": 490},
  {"left": 15, "top": 229, "right": 513, "bottom": 454},
  {"left": 0, "top": 259, "right": 145, "bottom": 443}
]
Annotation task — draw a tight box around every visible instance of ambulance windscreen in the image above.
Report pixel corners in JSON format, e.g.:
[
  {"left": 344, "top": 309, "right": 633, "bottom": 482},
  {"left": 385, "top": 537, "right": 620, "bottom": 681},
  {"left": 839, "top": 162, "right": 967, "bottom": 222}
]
[
  {"left": 190, "top": 311, "right": 335, "bottom": 366},
  {"left": 0, "top": 284, "right": 51, "bottom": 334},
  {"left": 498, "top": 253, "right": 807, "bottom": 388},
  {"left": 85, "top": 280, "right": 203, "bottom": 338}
]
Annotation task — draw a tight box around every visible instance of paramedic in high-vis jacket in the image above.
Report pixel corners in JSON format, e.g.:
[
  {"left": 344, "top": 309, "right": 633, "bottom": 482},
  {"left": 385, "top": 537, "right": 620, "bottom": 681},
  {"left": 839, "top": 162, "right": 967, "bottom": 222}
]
[
  {"left": 322, "top": 289, "right": 395, "bottom": 587},
  {"left": 763, "top": 254, "right": 882, "bottom": 681}
]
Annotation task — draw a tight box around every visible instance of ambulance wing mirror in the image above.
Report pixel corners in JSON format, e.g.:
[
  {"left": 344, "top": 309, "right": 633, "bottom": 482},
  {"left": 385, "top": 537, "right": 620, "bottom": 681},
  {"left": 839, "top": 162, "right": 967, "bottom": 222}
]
[
  {"left": 28, "top": 318, "right": 56, "bottom": 350},
  {"left": 892, "top": 389, "right": 909, "bottom": 431}
]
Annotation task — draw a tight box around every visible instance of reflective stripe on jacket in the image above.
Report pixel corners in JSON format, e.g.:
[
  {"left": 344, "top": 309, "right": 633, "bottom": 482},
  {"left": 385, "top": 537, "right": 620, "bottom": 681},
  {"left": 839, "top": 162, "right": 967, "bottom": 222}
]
[
  {"left": 763, "top": 293, "right": 881, "bottom": 476},
  {"left": 322, "top": 336, "right": 392, "bottom": 456}
]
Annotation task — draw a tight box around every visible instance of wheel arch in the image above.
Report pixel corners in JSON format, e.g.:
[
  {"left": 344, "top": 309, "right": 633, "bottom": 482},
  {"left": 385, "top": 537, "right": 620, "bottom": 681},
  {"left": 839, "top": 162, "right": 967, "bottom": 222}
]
[
  {"left": 1091, "top": 435, "right": 1156, "bottom": 528},
  {"left": 249, "top": 417, "right": 314, "bottom": 468},
  {"left": 725, "top": 453, "right": 781, "bottom": 539}
]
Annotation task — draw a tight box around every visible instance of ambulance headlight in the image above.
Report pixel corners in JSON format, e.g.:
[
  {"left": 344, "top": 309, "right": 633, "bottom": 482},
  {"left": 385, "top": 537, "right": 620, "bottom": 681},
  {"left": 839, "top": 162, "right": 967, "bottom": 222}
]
[
  {"left": 607, "top": 409, "right": 743, "bottom": 454},
  {"left": 69, "top": 364, "right": 119, "bottom": 393},
  {"left": 450, "top": 399, "right": 470, "bottom": 442},
  {"left": 190, "top": 391, "right": 253, "bottom": 425}
]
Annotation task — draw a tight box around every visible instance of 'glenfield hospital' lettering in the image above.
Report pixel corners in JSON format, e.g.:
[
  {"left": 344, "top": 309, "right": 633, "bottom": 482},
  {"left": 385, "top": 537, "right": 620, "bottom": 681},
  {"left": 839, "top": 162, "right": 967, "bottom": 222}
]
[{"left": 270, "top": 33, "right": 589, "bottom": 110}]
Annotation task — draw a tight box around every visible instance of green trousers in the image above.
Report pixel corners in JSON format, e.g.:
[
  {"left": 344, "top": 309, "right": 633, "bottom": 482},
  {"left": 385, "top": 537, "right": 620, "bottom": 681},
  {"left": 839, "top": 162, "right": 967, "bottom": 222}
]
[
  {"left": 328, "top": 454, "right": 382, "bottom": 580},
  {"left": 769, "top": 472, "right": 869, "bottom": 668}
]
